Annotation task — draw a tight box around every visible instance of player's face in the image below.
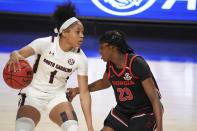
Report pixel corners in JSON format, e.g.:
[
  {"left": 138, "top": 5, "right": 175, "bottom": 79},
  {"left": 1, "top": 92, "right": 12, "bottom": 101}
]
[
  {"left": 99, "top": 43, "right": 112, "bottom": 62},
  {"left": 64, "top": 22, "right": 84, "bottom": 47}
]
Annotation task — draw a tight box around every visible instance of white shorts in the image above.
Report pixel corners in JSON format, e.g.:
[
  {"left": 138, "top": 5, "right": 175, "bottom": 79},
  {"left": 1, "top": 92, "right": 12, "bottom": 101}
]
[{"left": 18, "top": 86, "right": 68, "bottom": 113}]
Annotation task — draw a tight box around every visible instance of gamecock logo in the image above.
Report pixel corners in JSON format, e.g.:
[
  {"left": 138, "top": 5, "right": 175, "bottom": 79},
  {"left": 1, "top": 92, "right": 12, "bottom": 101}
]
[{"left": 92, "top": 0, "right": 156, "bottom": 16}]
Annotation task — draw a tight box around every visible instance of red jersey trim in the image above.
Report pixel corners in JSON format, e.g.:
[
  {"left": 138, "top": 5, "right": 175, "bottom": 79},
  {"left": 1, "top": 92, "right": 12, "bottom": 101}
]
[
  {"left": 111, "top": 53, "right": 128, "bottom": 77},
  {"left": 107, "top": 61, "right": 111, "bottom": 80},
  {"left": 111, "top": 108, "right": 128, "bottom": 127},
  {"left": 51, "top": 36, "right": 54, "bottom": 43},
  {"left": 131, "top": 112, "right": 154, "bottom": 119},
  {"left": 129, "top": 55, "right": 139, "bottom": 79}
]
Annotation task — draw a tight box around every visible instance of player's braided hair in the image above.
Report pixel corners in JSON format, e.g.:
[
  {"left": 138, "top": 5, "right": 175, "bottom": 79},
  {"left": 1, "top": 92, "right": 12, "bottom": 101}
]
[
  {"left": 52, "top": 1, "right": 78, "bottom": 32},
  {"left": 99, "top": 30, "right": 134, "bottom": 54}
]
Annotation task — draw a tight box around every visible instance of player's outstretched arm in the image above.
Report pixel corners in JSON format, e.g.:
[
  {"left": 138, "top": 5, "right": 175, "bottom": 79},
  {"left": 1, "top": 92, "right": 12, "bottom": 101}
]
[
  {"left": 88, "top": 72, "right": 111, "bottom": 92},
  {"left": 7, "top": 46, "right": 35, "bottom": 72},
  {"left": 77, "top": 75, "right": 94, "bottom": 131},
  {"left": 68, "top": 72, "right": 111, "bottom": 101},
  {"left": 142, "top": 78, "right": 163, "bottom": 131}
]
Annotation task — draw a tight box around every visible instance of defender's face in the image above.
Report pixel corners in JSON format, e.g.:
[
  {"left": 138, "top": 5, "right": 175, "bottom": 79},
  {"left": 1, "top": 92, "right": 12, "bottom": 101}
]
[
  {"left": 63, "top": 22, "right": 84, "bottom": 47},
  {"left": 99, "top": 43, "right": 112, "bottom": 62}
]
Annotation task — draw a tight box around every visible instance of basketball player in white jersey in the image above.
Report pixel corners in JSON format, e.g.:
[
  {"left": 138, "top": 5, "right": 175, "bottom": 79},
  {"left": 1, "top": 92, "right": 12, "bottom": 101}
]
[{"left": 6, "top": 2, "right": 94, "bottom": 131}]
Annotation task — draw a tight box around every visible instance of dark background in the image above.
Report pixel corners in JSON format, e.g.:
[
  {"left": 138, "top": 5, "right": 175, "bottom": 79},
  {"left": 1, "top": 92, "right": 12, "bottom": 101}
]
[
  {"left": 0, "top": 12, "right": 197, "bottom": 62},
  {"left": 1, "top": 12, "right": 197, "bottom": 39}
]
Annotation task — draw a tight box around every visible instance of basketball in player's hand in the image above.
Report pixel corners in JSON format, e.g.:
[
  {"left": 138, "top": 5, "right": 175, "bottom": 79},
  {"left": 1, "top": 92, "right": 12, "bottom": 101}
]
[{"left": 3, "top": 60, "right": 33, "bottom": 89}]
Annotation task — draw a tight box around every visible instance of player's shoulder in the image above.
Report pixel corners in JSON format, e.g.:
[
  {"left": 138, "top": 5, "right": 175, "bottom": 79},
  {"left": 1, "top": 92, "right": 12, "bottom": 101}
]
[
  {"left": 33, "top": 36, "right": 53, "bottom": 44},
  {"left": 128, "top": 53, "right": 144, "bottom": 61},
  {"left": 73, "top": 48, "right": 88, "bottom": 64},
  {"left": 127, "top": 54, "right": 148, "bottom": 68},
  {"left": 28, "top": 36, "right": 54, "bottom": 51}
]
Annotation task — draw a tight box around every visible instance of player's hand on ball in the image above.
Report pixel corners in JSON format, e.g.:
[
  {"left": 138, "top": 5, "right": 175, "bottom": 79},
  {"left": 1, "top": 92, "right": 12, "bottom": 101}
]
[{"left": 6, "top": 50, "right": 25, "bottom": 72}]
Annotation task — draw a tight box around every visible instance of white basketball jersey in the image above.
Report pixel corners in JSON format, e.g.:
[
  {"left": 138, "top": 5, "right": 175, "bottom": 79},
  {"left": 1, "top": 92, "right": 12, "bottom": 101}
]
[{"left": 27, "top": 36, "right": 88, "bottom": 92}]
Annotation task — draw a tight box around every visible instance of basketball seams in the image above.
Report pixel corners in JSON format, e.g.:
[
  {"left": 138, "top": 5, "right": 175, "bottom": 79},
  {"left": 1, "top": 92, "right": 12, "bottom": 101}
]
[
  {"left": 3, "top": 73, "right": 33, "bottom": 78},
  {"left": 5, "top": 78, "right": 26, "bottom": 87},
  {"left": 10, "top": 71, "right": 13, "bottom": 88}
]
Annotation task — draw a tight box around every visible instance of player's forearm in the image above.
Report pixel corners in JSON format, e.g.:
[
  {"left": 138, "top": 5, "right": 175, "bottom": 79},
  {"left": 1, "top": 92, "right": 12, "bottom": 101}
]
[
  {"left": 75, "top": 79, "right": 110, "bottom": 95},
  {"left": 142, "top": 78, "right": 163, "bottom": 130},
  {"left": 88, "top": 79, "right": 110, "bottom": 92},
  {"left": 17, "top": 46, "right": 35, "bottom": 58},
  {"left": 80, "top": 91, "right": 93, "bottom": 130},
  {"left": 152, "top": 100, "right": 163, "bottom": 131},
  {"left": 10, "top": 46, "right": 34, "bottom": 59}
]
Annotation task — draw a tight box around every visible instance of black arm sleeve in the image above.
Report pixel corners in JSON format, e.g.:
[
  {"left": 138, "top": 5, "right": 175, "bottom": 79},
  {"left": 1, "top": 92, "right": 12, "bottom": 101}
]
[{"left": 131, "top": 56, "right": 151, "bottom": 81}]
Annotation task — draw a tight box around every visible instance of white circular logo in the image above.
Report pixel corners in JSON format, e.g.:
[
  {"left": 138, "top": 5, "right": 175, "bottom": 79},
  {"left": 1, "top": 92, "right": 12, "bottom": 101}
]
[
  {"left": 92, "top": 0, "right": 156, "bottom": 16},
  {"left": 124, "top": 73, "right": 132, "bottom": 81},
  {"left": 68, "top": 58, "right": 75, "bottom": 65}
]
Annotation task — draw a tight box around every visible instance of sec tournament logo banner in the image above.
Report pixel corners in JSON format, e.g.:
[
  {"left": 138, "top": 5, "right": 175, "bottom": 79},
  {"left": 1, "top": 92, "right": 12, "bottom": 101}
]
[{"left": 92, "top": 0, "right": 156, "bottom": 16}]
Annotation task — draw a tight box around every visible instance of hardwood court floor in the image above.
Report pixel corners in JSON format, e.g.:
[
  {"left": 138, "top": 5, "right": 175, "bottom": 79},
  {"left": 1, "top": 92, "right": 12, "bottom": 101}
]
[{"left": 0, "top": 53, "right": 197, "bottom": 131}]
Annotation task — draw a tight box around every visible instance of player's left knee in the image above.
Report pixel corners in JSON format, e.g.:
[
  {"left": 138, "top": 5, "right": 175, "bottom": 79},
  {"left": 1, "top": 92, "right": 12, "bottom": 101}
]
[{"left": 61, "top": 120, "right": 79, "bottom": 131}]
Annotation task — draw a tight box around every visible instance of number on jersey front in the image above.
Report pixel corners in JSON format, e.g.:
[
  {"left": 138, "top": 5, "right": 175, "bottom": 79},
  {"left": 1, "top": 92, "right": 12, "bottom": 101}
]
[
  {"left": 117, "top": 87, "right": 133, "bottom": 101},
  {"left": 49, "top": 70, "right": 57, "bottom": 84}
]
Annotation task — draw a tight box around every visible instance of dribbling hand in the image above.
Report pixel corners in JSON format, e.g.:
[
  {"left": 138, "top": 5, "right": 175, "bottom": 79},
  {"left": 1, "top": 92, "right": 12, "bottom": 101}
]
[{"left": 6, "top": 51, "right": 25, "bottom": 72}]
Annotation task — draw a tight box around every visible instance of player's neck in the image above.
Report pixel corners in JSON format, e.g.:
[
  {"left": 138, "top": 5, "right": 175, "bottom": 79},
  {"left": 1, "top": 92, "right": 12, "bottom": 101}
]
[
  {"left": 59, "top": 38, "right": 73, "bottom": 52},
  {"left": 112, "top": 53, "right": 125, "bottom": 69}
]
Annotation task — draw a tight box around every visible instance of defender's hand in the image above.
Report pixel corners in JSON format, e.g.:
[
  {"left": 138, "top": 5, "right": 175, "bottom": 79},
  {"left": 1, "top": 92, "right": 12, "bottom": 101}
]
[{"left": 67, "top": 88, "right": 78, "bottom": 102}]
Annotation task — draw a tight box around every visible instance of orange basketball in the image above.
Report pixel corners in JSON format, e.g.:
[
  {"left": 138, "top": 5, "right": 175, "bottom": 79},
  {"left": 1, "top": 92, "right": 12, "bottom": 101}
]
[{"left": 3, "top": 60, "right": 33, "bottom": 89}]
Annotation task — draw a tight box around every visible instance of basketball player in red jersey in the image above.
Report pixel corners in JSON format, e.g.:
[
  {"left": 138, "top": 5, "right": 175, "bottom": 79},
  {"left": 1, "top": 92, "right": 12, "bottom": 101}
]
[
  {"left": 68, "top": 30, "right": 163, "bottom": 131},
  {"left": 6, "top": 2, "right": 94, "bottom": 131}
]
